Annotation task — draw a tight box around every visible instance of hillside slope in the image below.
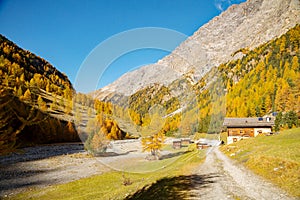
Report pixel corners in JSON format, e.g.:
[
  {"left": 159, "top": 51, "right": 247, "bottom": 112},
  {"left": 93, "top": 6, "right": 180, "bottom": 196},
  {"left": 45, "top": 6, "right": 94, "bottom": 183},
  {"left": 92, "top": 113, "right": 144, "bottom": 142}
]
[{"left": 0, "top": 35, "right": 80, "bottom": 153}]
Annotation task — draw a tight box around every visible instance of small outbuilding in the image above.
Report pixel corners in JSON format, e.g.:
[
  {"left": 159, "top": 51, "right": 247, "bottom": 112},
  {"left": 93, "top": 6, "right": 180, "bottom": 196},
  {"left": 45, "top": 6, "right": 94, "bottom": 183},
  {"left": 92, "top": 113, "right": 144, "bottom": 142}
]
[
  {"left": 172, "top": 139, "right": 182, "bottom": 149},
  {"left": 223, "top": 117, "right": 274, "bottom": 144},
  {"left": 181, "top": 138, "right": 191, "bottom": 146}
]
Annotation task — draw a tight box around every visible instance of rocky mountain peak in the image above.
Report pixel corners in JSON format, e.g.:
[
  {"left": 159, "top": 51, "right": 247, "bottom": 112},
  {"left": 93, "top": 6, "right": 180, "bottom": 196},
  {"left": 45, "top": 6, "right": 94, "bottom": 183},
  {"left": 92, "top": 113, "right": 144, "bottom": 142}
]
[{"left": 94, "top": 0, "right": 300, "bottom": 100}]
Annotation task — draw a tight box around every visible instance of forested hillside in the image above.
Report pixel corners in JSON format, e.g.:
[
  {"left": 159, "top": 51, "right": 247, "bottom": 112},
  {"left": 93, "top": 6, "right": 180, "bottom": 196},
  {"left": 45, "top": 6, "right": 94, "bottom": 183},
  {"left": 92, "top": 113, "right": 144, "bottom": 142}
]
[
  {"left": 0, "top": 35, "right": 79, "bottom": 154},
  {"left": 223, "top": 25, "right": 300, "bottom": 118},
  {"left": 116, "top": 24, "right": 300, "bottom": 136},
  {"left": 195, "top": 24, "right": 300, "bottom": 132}
]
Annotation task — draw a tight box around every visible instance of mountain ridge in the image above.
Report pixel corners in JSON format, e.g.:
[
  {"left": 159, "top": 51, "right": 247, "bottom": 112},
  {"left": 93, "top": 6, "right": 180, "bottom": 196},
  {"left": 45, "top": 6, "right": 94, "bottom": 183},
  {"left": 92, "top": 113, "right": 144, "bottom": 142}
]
[{"left": 94, "top": 0, "right": 300, "bottom": 100}]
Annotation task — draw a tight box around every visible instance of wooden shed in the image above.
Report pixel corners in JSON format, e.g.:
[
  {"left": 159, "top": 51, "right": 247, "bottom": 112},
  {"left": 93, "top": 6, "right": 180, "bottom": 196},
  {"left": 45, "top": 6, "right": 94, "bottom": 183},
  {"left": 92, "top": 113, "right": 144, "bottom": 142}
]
[
  {"left": 172, "top": 139, "right": 182, "bottom": 149},
  {"left": 181, "top": 138, "right": 191, "bottom": 146},
  {"left": 196, "top": 142, "right": 210, "bottom": 150},
  {"left": 223, "top": 117, "right": 274, "bottom": 144}
]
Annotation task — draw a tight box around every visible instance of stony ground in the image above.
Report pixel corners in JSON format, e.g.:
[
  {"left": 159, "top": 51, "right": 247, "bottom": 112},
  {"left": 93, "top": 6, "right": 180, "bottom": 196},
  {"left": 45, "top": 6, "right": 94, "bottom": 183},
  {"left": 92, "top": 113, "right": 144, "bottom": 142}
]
[
  {"left": 0, "top": 141, "right": 153, "bottom": 198},
  {"left": 0, "top": 143, "right": 109, "bottom": 198}
]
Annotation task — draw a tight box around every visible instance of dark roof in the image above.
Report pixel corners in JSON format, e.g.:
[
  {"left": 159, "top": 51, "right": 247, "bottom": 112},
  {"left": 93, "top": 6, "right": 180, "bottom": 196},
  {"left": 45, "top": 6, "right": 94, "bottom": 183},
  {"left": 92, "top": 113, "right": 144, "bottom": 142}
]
[
  {"left": 173, "top": 139, "right": 181, "bottom": 143},
  {"left": 223, "top": 117, "right": 275, "bottom": 128}
]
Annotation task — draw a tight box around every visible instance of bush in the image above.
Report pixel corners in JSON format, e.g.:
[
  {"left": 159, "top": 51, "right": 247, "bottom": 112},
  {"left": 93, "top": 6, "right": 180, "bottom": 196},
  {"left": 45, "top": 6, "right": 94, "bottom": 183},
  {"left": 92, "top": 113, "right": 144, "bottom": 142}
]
[{"left": 84, "top": 130, "right": 110, "bottom": 155}]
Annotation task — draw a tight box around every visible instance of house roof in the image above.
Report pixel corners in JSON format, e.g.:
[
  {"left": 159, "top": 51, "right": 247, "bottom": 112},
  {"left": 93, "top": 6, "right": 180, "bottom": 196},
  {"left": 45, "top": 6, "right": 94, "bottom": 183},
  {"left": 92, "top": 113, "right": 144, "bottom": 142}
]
[
  {"left": 223, "top": 117, "right": 275, "bottom": 128},
  {"left": 172, "top": 139, "right": 181, "bottom": 143}
]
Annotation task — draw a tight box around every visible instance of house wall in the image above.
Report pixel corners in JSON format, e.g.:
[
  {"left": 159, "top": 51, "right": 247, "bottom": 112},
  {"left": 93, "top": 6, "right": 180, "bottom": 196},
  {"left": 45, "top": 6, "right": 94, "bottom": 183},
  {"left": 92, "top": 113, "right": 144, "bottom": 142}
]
[
  {"left": 181, "top": 139, "right": 190, "bottom": 146},
  {"left": 227, "top": 127, "right": 272, "bottom": 144},
  {"left": 227, "top": 136, "right": 242, "bottom": 144},
  {"left": 253, "top": 128, "right": 272, "bottom": 136},
  {"left": 228, "top": 128, "right": 254, "bottom": 137}
]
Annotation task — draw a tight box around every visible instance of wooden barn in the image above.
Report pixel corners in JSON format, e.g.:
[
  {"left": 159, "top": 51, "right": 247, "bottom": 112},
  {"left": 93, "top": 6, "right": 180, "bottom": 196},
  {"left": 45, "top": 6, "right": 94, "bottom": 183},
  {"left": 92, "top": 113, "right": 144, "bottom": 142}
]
[
  {"left": 172, "top": 139, "right": 182, "bottom": 149},
  {"left": 223, "top": 117, "right": 275, "bottom": 144},
  {"left": 172, "top": 138, "right": 191, "bottom": 149},
  {"left": 181, "top": 138, "right": 191, "bottom": 146},
  {"left": 196, "top": 139, "right": 210, "bottom": 149}
]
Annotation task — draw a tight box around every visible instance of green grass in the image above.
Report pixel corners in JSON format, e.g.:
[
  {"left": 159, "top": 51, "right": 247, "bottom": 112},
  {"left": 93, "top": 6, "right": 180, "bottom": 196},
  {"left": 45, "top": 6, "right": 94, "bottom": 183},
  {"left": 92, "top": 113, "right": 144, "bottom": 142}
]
[
  {"left": 123, "top": 154, "right": 186, "bottom": 173},
  {"left": 111, "top": 145, "right": 191, "bottom": 173},
  {"left": 220, "top": 128, "right": 300, "bottom": 197},
  {"left": 220, "top": 132, "right": 227, "bottom": 144},
  {"left": 193, "top": 132, "right": 220, "bottom": 140},
  {"left": 11, "top": 147, "right": 205, "bottom": 200}
]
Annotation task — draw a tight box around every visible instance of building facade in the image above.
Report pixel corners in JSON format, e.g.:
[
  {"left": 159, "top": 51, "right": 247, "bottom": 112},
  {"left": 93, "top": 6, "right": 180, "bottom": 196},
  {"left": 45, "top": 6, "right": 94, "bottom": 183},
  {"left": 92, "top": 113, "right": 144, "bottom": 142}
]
[{"left": 223, "top": 117, "right": 275, "bottom": 144}]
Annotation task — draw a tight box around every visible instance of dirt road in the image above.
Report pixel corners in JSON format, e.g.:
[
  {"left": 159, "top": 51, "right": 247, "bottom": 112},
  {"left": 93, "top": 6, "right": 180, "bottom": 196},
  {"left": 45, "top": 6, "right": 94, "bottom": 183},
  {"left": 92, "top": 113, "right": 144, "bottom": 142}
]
[{"left": 190, "top": 147, "right": 296, "bottom": 200}]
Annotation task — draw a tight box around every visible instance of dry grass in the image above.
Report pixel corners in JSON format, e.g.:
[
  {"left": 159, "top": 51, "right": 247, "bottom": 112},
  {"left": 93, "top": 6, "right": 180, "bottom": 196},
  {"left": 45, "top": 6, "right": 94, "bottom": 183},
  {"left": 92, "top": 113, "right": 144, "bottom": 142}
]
[{"left": 220, "top": 128, "right": 300, "bottom": 197}]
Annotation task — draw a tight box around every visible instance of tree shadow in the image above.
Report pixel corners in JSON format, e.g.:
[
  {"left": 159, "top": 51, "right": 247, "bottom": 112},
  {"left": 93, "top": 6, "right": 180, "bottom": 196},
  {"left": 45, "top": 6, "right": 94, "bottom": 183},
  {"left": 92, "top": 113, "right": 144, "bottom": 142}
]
[
  {"left": 159, "top": 151, "right": 190, "bottom": 160},
  {"left": 0, "top": 143, "right": 84, "bottom": 165},
  {"left": 0, "top": 166, "right": 59, "bottom": 197},
  {"left": 125, "top": 173, "right": 218, "bottom": 200},
  {"left": 0, "top": 143, "right": 90, "bottom": 197},
  {"left": 94, "top": 150, "right": 137, "bottom": 157}
]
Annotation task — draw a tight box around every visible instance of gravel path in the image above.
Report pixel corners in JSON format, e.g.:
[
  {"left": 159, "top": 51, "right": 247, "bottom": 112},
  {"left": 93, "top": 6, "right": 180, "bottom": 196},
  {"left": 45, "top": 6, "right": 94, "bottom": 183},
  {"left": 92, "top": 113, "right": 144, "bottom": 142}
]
[{"left": 190, "top": 147, "right": 296, "bottom": 200}]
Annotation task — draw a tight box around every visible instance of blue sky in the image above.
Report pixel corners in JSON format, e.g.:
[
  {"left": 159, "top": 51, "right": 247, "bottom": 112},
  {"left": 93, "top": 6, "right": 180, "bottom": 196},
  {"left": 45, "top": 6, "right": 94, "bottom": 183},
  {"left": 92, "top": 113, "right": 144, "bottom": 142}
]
[{"left": 0, "top": 0, "right": 246, "bottom": 92}]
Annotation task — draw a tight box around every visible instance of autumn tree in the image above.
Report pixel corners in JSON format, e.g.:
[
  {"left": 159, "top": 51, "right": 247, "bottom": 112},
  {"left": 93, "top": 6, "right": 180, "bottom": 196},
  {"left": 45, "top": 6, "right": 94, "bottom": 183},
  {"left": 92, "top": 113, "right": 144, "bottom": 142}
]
[
  {"left": 21, "top": 88, "right": 32, "bottom": 102},
  {"left": 84, "top": 127, "right": 110, "bottom": 155},
  {"left": 16, "top": 86, "right": 23, "bottom": 97},
  {"left": 291, "top": 56, "right": 299, "bottom": 71},
  {"left": 37, "top": 95, "right": 47, "bottom": 111},
  {"left": 141, "top": 132, "right": 165, "bottom": 160}
]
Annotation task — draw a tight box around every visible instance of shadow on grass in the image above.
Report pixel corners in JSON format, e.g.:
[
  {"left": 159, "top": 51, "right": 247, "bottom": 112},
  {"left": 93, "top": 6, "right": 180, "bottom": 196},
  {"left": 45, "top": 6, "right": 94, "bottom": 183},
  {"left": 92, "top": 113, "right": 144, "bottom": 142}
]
[
  {"left": 125, "top": 173, "right": 218, "bottom": 200},
  {"left": 159, "top": 151, "right": 190, "bottom": 160},
  {"left": 94, "top": 150, "right": 137, "bottom": 157}
]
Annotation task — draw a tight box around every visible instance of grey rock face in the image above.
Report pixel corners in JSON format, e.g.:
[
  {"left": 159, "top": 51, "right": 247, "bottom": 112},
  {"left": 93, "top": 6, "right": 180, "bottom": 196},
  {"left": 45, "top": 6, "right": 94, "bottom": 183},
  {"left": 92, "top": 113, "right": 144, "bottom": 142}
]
[{"left": 94, "top": 0, "right": 300, "bottom": 100}]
